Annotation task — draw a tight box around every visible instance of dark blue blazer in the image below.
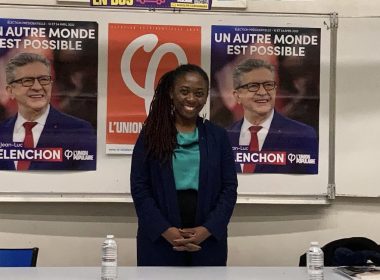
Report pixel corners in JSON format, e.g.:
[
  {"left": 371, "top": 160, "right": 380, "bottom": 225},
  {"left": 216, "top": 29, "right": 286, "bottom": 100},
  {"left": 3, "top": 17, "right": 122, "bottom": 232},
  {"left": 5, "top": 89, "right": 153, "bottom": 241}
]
[
  {"left": 130, "top": 118, "right": 238, "bottom": 266},
  {"left": 228, "top": 111, "right": 318, "bottom": 174},
  {"left": 0, "top": 106, "right": 96, "bottom": 170}
]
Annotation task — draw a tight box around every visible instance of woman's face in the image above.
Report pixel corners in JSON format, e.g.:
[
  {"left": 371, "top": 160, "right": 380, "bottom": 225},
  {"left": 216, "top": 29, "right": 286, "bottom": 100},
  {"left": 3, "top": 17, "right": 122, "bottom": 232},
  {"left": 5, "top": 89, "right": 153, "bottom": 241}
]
[{"left": 171, "top": 72, "right": 208, "bottom": 124}]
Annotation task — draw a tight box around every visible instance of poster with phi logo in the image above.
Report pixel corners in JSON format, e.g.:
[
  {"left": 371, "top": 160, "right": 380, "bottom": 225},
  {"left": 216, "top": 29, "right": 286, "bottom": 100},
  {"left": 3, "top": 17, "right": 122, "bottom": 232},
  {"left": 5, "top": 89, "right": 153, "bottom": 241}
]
[
  {"left": 106, "top": 23, "right": 201, "bottom": 154},
  {"left": 0, "top": 18, "right": 98, "bottom": 171},
  {"left": 210, "top": 25, "right": 320, "bottom": 174}
]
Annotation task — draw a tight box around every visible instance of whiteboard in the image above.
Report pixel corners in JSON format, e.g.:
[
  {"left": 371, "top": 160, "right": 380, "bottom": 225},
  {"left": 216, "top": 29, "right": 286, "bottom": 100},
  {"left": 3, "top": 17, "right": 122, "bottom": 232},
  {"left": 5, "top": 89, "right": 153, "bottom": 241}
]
[
  {"left": 0, "top": 4, "right": 332, "bottom": 203},
  {"left": 336, "top": 16, "right": 380, "bottom": 197}
]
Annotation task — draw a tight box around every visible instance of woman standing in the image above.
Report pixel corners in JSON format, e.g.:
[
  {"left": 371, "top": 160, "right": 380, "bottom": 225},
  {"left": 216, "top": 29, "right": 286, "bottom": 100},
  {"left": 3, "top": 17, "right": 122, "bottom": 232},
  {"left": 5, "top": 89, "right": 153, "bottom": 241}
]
[{"left": 131, "top": 64, "right": 237, "bottom": 266}]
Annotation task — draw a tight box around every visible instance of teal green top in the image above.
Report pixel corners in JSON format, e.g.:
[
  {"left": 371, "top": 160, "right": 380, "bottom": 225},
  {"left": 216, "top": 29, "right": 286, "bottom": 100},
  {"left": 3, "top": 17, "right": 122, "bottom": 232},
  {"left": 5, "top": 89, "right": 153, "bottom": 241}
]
[{"left": 172, "top": 128, "right": 200, "bottom": 191}]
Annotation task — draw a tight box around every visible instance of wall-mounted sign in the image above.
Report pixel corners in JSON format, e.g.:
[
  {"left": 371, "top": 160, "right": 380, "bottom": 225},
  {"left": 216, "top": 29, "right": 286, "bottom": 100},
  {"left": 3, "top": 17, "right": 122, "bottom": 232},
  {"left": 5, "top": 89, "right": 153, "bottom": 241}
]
[{"left": 91, "top": 0, "right": 211, "bottom": 10}]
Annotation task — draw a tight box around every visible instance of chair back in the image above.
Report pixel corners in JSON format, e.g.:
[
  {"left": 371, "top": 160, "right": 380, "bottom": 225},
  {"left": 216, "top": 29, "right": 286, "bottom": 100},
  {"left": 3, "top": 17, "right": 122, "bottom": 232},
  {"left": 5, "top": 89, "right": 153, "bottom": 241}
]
[{"left": 0, "top": 247, "right": 39, "bottom": 267}]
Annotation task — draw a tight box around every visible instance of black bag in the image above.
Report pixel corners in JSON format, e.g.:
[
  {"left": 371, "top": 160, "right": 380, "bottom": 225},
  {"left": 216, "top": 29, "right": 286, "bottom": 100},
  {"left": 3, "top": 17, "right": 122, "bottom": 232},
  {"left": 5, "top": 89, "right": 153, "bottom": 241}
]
[{"left": 299, "top": 237, "right": 380, "bottom": 266}]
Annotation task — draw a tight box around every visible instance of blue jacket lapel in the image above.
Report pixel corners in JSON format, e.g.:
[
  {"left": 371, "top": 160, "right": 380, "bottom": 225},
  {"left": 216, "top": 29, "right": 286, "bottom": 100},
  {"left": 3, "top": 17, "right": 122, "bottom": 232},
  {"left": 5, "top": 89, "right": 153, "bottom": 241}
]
[{"left": 262, "top": 110, "right": 283, "bottom": 150}]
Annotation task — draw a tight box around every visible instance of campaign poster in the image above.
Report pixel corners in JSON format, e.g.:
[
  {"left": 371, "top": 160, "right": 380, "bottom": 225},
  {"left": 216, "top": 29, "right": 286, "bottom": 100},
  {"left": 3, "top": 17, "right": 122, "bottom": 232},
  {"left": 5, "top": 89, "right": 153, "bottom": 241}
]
[
  {"left": 0, "top": 18, "right": 98, "bottom": 171},
  {"left": 106, "top": 24, "right": 201, "bottom": 154},
  {"left": 210, "top": 25, "right": 320, "bottom": 174}
]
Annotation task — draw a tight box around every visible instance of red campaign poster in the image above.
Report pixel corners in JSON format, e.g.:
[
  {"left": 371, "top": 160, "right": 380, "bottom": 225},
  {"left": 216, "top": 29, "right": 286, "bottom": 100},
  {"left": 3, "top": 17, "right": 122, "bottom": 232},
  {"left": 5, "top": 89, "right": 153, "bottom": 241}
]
[{"left": 106, "top": 23, "right": 201, "bottom": 154}]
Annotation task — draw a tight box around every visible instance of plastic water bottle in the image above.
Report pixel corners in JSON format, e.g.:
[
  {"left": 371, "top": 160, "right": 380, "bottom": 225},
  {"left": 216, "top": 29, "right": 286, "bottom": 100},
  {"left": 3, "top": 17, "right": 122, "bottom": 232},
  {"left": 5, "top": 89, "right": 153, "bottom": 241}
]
[
  {"left": 101, "top": 235, "right": 118, "bottom": 280},
  {"left": 307, "top": 241, "right": 324, "bottom": 280}
]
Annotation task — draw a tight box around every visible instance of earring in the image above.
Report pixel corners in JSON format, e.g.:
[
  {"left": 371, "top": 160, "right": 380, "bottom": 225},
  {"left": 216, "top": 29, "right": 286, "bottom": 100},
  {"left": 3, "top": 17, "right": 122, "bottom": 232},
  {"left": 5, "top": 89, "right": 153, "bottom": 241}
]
[
  {"left": 171, "top": 103, "right": 175, "bottom": 116},
  {"left": 201, "top": 112, "right": 207, "bottom": 123}
]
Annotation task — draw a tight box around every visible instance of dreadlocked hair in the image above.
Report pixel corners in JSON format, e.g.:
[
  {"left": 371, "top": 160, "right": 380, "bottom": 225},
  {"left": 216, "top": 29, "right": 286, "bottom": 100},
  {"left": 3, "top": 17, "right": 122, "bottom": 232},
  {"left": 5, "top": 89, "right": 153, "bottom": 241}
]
[
  {"left": 143, "top": 70, "right": 177, "bottom": 163},
  {"left": 143, "top": 64, "right": 209, "bottom": 163}
]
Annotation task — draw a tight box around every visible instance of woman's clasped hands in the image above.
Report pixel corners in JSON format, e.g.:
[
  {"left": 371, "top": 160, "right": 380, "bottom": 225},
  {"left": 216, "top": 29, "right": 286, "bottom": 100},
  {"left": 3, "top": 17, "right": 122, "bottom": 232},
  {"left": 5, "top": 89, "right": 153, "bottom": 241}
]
[{"left": 161, "top": 226, "right": 211, "bottom": 252}]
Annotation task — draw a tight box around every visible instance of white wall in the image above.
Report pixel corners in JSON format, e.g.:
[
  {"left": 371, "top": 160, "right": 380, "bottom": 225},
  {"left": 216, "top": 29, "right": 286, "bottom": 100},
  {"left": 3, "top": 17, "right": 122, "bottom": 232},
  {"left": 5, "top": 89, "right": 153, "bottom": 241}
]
[
  {"left": 5, "top": 0, "right": 380, "bottom": 16},
  {"left": 0, "top": 198, "right": 379, "bottom": 266},
  {"left": 0, "top": 0, "right": 379, "bottom": 267},
  {"left": 245, "top": 0, "right": 380, "bottom": 16}
]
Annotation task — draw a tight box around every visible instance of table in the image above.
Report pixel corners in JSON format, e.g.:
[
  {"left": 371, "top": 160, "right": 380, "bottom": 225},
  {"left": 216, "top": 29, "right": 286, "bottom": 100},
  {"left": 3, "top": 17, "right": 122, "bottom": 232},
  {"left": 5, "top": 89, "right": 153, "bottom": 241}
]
[{"left": 0, "top": 267, "right": 347, "bottom": 279}]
